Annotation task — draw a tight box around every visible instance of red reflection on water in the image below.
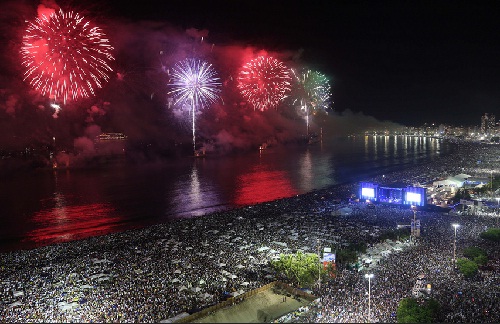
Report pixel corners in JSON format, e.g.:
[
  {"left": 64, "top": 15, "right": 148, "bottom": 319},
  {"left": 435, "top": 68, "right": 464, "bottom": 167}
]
[
  {"left": 26, "top": 202, "right": 121, "bottom": 246},
  {"left": 234, "top": 166, "right": 298, "bottom": 205}
]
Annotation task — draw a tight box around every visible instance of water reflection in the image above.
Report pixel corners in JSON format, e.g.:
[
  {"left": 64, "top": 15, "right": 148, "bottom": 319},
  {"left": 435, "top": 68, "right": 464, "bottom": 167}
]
[
  {"left": 234, "top": 164, "right": 297, "bottom": 205},
  {"left": 299, "top": 149, "right": 313, "bottom": 192},
  {"left": 27, "top": 203, "right": 118, "bottom": 245},
  {"left": 171, "top": 162, "right": 222, "bottom": 217},
  {"left": 384, "top": 135, "right": 389, "bottom": 156},
  {"left": 188, "top": 165, "right": 202, "bottom": 209}
]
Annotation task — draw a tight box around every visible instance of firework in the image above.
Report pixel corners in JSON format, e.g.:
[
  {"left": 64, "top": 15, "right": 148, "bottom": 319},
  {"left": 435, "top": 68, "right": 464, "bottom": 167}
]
[
  {"left": 168, "top": 58, "right": 221, "bottom": 109},
  {"left": 21, "top": 9, "right": 114, "bottom": 104},
  {"left": 168, "top": 58, "right": 221, "bottom": 153},
  {"left": 290, "top": 69, "right": 331, "bottom": 134},
  {"left": 237, "top": 56, "right": 291, "bottom": 111},
  {"left": 291, "top": 69, "right": 331, "bottom": 111}
]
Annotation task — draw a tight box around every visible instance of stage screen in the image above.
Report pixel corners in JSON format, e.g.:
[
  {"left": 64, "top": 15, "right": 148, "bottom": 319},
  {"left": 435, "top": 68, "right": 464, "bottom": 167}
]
[
  {"left": 406, "top": 192, "right": 421, "bottom": 203},
  {"left": 361, "top": 187, "right": 375, "bottom": 198}
]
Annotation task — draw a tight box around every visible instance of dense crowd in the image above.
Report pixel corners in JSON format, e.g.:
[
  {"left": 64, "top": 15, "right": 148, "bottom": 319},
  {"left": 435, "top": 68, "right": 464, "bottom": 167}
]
[{"left": 1, "top": 141, "right": 499, "bottom": 323}]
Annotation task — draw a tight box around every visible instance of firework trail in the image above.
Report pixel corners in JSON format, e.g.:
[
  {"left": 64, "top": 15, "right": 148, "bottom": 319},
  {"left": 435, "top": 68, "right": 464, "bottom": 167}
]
[
  {"left": 291, "top": 68, "right": 332, "bottom": 133},
  {"left": 21, "top": 9, "right": 114, "bottom": 104},
  {"left": 168, "top": 58, "right": 221, "bottom": 153},
  {"left": 237, "top": 55, "right": 291, "bottom": 111}
]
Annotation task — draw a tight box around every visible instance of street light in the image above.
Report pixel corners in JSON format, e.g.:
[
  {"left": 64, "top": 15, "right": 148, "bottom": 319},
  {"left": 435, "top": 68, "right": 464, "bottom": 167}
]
[
  {"left": 495, "top": 197, "right": 500, "bottom": 227},
  {"left": 411, "top": 205, "right": 417, "bottom": 244},
  {"left": 317, "top": 239, "right": 321, "bottom": 290},
  {"left": 365, "top": 273, "right": 374, "bottom": 323},
  {"left": 452, "top": 224, "right": 459, "bottom": 263}
]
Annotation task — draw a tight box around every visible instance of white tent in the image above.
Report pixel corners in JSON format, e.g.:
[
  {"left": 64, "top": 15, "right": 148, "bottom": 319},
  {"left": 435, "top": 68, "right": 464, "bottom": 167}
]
[
  {"left": 80, "top": 284, "right": 94, "bottom": 289},
  {"left": 454, "top": 173, "right": 472, "bottom": 180},
  {"left": 58, "top": 301, "right": 79, "bottom": 311},
  {"left": 191, "top": 287, "right": 202, "bottom": 293},
  {"left": 433, "top": 177, "right": 464, "bottom": 188},
  {"left": 174, "top": 269, "right": 182, "bottom": 274},
  {"left": 201, "top": 292, "right": 212, "bottom": 299},
  {"left": 9, "top": 301, "right": 23, "bottom": 307},
  {"left": 338, "top": 207, "right": 353, "bottom": 215},
  {"left": 171, "top": 278, "right": 180, "bottom": 283}
]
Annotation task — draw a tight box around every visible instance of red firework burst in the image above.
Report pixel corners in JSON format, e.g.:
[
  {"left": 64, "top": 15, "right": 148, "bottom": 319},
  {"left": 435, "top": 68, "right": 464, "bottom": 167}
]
[
  {"left": 237, "top": 55, "right": 291, "bottom": 111},
  {"left": 21, "top": 9, "right": 114, "bottom": 104}
]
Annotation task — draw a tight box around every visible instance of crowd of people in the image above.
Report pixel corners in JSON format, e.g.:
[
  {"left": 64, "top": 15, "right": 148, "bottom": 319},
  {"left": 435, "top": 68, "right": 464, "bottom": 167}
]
[{"left": 1, "top": 141, "right": 499, "bottom": 323}]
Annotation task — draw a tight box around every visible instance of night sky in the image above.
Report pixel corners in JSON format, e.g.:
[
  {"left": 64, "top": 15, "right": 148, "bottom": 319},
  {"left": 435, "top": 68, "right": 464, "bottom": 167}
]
[
  {"left": 1, "top": 0, "right": 499, "bottom": 151},
  {"left": 107, "top": 0, "right": 500, "bottom": 127}
]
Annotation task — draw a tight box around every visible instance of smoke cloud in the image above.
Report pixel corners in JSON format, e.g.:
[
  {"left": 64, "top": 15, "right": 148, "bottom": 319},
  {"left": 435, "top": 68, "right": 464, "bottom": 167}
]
[{"left": 0, "top": 0, "right": 404, "bottom": 163}]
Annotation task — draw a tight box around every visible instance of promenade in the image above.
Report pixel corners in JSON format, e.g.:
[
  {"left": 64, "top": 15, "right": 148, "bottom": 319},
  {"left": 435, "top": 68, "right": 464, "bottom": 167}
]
[{"left": 1, "top": 141, "right": 499, "bottom": 323}]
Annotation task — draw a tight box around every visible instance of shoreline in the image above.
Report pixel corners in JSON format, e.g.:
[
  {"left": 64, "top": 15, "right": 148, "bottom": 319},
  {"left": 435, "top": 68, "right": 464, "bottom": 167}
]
[{"left": 0, "top": 136, "right": 468, "bottom": 254}]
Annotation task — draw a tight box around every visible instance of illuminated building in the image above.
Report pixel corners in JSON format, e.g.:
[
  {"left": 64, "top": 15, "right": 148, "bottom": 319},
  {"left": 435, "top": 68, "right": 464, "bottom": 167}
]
[
  {"left": 94, "top": 132, "right": 127, "bottom": 155},
  {"left": 481, "top": 113, "right": 496, "bottom": 135}
]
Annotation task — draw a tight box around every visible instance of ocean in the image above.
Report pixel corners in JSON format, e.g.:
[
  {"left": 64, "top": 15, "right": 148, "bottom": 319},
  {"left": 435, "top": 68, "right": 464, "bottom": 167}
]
[{"left": 0, "top": 135, "right": 455, "bottom": 253}]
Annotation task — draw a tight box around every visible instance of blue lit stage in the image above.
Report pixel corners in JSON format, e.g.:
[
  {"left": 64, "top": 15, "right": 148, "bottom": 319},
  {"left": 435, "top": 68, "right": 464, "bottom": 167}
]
[{"left": 359, "top": 182, "right": 427, "bottom": 206}]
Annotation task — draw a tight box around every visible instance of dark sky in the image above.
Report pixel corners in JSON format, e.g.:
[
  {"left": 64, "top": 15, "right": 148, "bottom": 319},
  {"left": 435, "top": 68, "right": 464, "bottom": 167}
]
[
  {"left": 1, "top": 0, "right": 499, "bottom": 152},
  {"left": 104, "top": 0, "right": 500, "bottom": 127}
]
